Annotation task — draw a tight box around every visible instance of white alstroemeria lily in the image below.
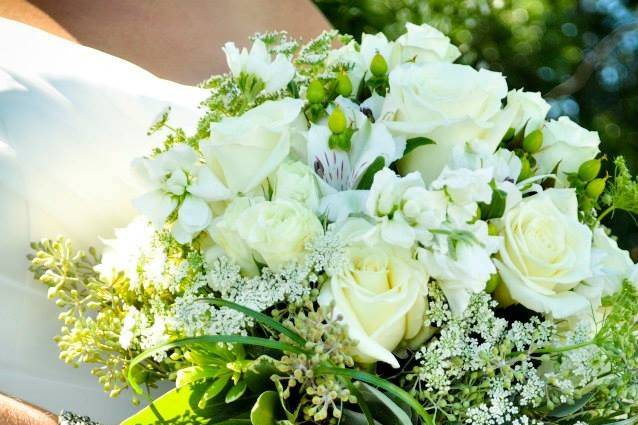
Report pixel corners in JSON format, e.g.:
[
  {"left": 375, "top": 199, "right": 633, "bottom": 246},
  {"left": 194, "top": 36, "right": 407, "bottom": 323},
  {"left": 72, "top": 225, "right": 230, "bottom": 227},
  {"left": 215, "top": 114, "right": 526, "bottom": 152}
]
[
  {"left": 223, "top": 38, "right": 295, "bottom": 94},
  {"left": 307, "top": 97, "right": 405, "bottom": 191},
  {"left": 133, "top": 143, "right": 232, "bottom": 243},
  {"left": 307, "top": 98, "right": 405, "bottom": 221}
]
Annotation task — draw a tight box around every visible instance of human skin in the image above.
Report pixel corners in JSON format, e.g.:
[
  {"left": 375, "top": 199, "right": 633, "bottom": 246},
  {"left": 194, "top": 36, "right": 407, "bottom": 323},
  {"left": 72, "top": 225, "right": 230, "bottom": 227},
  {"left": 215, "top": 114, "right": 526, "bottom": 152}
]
[
  {"left": 0, "top": 393, "right": 57, "bottom": 425},
  {"left": 0, "top": 0, "right": 332, "bottom": 85}
]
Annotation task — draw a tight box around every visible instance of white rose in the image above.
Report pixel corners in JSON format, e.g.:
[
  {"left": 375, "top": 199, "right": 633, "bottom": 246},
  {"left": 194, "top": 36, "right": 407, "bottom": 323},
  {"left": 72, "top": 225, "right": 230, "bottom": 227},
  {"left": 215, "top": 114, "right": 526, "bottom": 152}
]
[
  {"left": 503, "top": 89, "right": 550, "bottom": 135},
  {"left": 385, "top": 63, "right": 508, "bottom": 182},
  {"left": 208, "top": 197, "right": 261, "bottom": 275},
  {"left": 273, "top": 161, "right": 323, "bottom": 211},
  {"left": 235, "top": 199, "right": 323, "bottom": 271},
  {"left": 318, "top": 219, "right": 428, "bottom": 367},
  {"left": 223, "top": 39, "right": 295, "bottom": 94},
  {"left": 495, "top": 189, "right": 593, "bottom": 318},
  {"left": 536, "top": 117, "right": 600, "bottom": 175},
  {"left": 395, "top": 23, "right": 460, "bottom": 64},
  {"left": 201, "top": 98, "right": 306, "bottom": 195},
  {"left": 578, "top": 226, "right": 635, "bottom": 304}
]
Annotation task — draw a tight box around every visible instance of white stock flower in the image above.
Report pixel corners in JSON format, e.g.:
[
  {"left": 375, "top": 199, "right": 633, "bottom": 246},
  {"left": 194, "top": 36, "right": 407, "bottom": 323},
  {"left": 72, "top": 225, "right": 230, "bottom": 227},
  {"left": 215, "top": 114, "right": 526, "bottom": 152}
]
[
  {"left": 418, "top": 221, "right": 499, "bottom": 314},
  {"left": 235, "top": 199, "right": 323, "bottom": 272},
  {"left": 503, "top": 89, "right": 550, "bottom": 135},
  {"left": 133, "top": 143, "right": 231, "bottom": 243},
  {"left": 386, "top": 62, "right": 509, "bottom": 182},
  {"left": 536, "top": 117, "right": 600, "bottom": 176},
  {"left": 223, "top": 39, "right": 295, "bottom": 93},
  {"left": 272, "top": 161, "right": 323, "bottom": 211},
  {"left": 318, "top": 219, "right": 428, "bottom": 367},
  {"left": 201, "top": 98, "right": 306, "bottom": 195},
  {"left": 394, "top": 23, "right": 460, "bottom": 64},
  {"left": 495, "top": 189, "right": 593, "bottom": 318},
  {"left": 431, "top": 166, "right": 494, "bottom": 224},
  {"left": 366, "top": 168, "right": 446, "bottom": 248}
]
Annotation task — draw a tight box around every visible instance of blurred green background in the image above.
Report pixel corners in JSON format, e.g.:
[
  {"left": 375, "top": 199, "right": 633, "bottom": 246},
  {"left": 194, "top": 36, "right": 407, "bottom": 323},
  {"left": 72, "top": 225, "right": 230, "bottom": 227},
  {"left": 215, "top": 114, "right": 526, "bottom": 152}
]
[{"left": 314, "top": 0, "right": 638, "bottom": 257}]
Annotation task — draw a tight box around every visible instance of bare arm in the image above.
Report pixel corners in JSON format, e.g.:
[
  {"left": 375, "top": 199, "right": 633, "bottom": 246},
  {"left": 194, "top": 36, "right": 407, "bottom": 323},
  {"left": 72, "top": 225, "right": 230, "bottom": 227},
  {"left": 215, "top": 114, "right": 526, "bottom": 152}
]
[{"left": 0, "top": 393, "right": 57, "bottom": 425}]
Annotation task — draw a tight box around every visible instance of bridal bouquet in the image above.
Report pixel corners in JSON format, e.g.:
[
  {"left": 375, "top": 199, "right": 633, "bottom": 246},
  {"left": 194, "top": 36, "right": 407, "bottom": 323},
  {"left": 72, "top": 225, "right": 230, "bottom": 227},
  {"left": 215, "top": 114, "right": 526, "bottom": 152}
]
[{"left": 30, "top": 23, "right": 638, "bottom": 425}]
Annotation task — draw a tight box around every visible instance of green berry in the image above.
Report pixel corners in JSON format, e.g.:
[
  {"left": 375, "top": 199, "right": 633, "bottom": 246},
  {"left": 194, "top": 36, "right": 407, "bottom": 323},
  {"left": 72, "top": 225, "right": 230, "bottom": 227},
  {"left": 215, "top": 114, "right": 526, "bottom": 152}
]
[
  {"left": 328, "top": 106, "right": 347, "bottom": 134},
  {"left": 485, "top": 273, "right": 501, "bottom": 293},
  {"left": 578, "top": 158, "right": 602, "bottom": 182},
  {"left": 518, "top": 156, "right": 532, "bottom": 182},
  {"left": 336, "top": 73, "right": 353, "bottom": 97},
  {"left": 307, "top": 80, "right": 326, "bottom": 104},
  {"left": 586, "top": 178, "right": 606, "bottom": 199},
  {"left": 488, "top": 222, "right": 499, "bottom": 236},
  {"left": 370, "top": 52, "right": 388, "bottom": 77},
  {"left": 328, "top": 133, "right": 352, "bottom": 151},
  {"left": 522, "top": 129, "right": 543, "bottom": 154}
]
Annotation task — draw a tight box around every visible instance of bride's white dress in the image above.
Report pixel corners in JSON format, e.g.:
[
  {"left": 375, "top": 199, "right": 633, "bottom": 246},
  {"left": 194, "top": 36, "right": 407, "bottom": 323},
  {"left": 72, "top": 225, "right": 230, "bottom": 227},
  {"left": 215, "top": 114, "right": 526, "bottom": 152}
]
[{"left": 0, "top": 18, "right": 208, "bottom": 423}]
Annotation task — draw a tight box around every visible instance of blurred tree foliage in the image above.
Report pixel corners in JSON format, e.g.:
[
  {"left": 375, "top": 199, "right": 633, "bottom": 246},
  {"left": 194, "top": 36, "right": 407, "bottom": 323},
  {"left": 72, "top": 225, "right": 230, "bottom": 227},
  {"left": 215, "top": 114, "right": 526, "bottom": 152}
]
[{"left": 314, "top": 0, "right": 638, "bottom": 254}]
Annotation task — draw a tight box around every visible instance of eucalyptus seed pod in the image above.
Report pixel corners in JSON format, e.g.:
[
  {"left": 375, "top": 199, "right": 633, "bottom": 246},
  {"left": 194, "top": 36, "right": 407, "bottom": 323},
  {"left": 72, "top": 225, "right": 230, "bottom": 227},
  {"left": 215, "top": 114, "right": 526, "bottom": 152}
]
[
  {"left": 522, "top": 129, "right": 543, "bottom": 154},
  {"left": 370, "top": 52, "right": 388, "bottom": 77},
  {"left": 307, "top": 79, "right": 326, "bottom": 104},
  {"left": 578, "top": 158, "right": 602, "bottom": 182}
]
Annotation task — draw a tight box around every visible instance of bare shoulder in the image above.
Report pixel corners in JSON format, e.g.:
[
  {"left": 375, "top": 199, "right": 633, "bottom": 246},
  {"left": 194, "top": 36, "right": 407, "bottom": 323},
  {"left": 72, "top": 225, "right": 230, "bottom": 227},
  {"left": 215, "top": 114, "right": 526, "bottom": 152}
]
[{"left": 0, "top": 0, "right": 331, "bottom": 84}]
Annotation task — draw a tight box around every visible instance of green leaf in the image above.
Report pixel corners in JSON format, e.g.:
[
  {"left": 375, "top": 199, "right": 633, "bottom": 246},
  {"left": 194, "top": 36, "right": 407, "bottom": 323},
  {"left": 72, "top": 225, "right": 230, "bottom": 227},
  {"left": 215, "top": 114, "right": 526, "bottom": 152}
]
[
  {"left": 244, "top": 356, "right": 280, "bottom": 394},
  {"left": 201, "top": 374, "right": 231, "bottom": 407},
  {"left": 342, "top": 410, "right": 383, "bottom": 425},
  {"left": 314, "top": 367, "right": 433, "bottom": 425},
  {"left": 120, "top": 381, "right": 255, "bottom": 425},
  {"left": 356, "top": 383, "right": 413, "bottom": 425},
  {"left": 226, "top": 381, "right": 248, "bottom": 404},
  {"left": 345, "top": 380, "right": 375, "bottom": 425},
  {"left": 548, "top": 393, "right": 593, "bottom": 418},
  {"left": 128, "top": 335, "right": 310, "bottom": 394},
  {"left": 197, "top": 298, "right": 306, "bottom": 346},
  {"left": 250, "top": 391, "right": 281, "bottom": 425},
  {"left": 356, "top": 156, "right": 385, "bottom": 190},
  {"left": 600, "top": 418, "right": 638, "bottom": 425},
  {"left": 404, "top": 137, "right": 435, "bottom": 155},
  {"left": 177, "top": 365, "right": 224, "bottom": 388},
  {"left": 479, "top": 180, "right": 507, "bottom": 220}
]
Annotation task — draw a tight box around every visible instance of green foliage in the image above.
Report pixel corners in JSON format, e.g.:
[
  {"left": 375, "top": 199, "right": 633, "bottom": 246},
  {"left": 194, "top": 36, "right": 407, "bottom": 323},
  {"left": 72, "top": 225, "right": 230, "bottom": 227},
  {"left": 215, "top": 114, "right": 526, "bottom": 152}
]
[{"left": 601, "top": 156, "right": 638, "bottom": 220}]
